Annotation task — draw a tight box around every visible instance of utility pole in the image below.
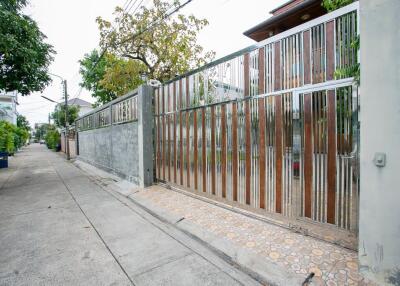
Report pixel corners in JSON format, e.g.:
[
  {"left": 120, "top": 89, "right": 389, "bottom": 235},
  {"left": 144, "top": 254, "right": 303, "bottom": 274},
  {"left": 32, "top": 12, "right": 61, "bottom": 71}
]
[
  {"left": 63, "top": 80, "right": 70, "bottom": 160},
  {"left": 43, "top": 73, "right": 70, "bottom": 160}
]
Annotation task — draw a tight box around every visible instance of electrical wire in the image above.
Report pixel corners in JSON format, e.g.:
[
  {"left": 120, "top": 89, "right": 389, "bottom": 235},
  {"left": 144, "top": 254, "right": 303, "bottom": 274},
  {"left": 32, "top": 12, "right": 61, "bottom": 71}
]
[
  {"left": 130, "top": 0, "right": 145, "bottom": 15},
  {"left": 117, "top": 0, "right": 192, "bottom": 46},
  {"left": 69, "top": 0, "right": 140, "bottom": 106},
  {"left": 90, "top": 0, "right": 193, "bottom": 73},
  {"left": 125, "top": 0, "right": 139, "bottom": 14},
  {"left": 76, "top": 0, "right": 193, "bottom": 107},
  {"left": 121, "top": 0, "right": 132, "bottom": 11}
]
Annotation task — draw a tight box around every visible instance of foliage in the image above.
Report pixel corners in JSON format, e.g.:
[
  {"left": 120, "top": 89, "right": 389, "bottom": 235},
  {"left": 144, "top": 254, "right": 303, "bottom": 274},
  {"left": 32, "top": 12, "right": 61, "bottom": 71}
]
[
  {"left": 17, "top": 114, "right": 31, "bottom": 131},
  {"left": 0, "top": 121, "right": 14, "bottom": 153},
  {"left": 34, "top": 123, "right": 49, "bottom": 141},
  {"left": 0, "top": 0, "right": 28, "bottom": 12},
  {"left": 334, "top": 35, "right": 360, "bottom": 85},
  {"left": 51, "top": 104, "right": 80, "bottom": 127},
  {"left": 96, "top": 0, "right": 215, "bottom": 83},
  {"left": 322, "top": 0, "right": 359, "bottom": 85},
  {"left": 79, "top": 50, "right": 145, "bottom": 105},
  {"left": 44, "top": 125, "right": 60, "bottom": 150},
  {"left": 79, "top": 49, "right": 117, "bottom": 105},
  {"left": 0, "top": 120, "right": 29, "bottom": 153},
  {"left": 33, "top": 123, "right": 59, "bottom": 150},
  {"left": 0, "top": 0, "right": 55, "bottom": 95},
  {"left": 322, "top": 0, "right": 353, "bottom": 12},
  {"left": 99, "top": 53, "right": 146, "bottom": 97}
]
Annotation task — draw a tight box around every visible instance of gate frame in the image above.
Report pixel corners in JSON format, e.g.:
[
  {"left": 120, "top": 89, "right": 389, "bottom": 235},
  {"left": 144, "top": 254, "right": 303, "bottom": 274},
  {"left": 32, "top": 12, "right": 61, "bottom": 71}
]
[{"left": 290, "top": 78, "right": 360, "bottom": 229}]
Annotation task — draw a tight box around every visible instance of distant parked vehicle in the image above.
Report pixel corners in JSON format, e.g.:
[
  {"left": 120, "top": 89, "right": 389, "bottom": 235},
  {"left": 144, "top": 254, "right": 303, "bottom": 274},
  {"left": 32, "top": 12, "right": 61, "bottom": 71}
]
[{"left": 39, "top": 139, "right": 45, "bottom": 144}]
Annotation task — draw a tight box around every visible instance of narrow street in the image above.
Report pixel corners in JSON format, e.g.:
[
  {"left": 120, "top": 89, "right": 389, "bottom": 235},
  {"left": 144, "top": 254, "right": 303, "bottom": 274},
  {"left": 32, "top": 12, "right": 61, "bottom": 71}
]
[{"left": 0, "top": 145, "right": 260, "bottom": 286}]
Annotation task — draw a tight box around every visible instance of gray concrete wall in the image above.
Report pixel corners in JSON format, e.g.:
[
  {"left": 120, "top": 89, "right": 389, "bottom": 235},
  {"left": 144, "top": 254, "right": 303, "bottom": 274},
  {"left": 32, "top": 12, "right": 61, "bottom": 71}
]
[
  {"left": 78, "top": 121, "right": 139, "bottom": 184},
  {"left": 359, "top": 0, "right": 400, "bottom": 285},
  {"left": 77, "top": 85, "right": 153, "bottom": 187}
]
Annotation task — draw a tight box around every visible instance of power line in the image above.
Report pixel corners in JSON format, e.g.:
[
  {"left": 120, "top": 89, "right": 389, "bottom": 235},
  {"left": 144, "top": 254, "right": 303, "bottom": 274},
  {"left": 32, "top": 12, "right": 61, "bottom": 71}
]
[
  {"left": 79, "top": 0, "right": 194, "bottom": 105},
  {"left": 72, "top": 0, "right": 141, "bottom": 105},
  {"left": 125, "top": 0, "right": 139, "bottom": 14},
  {"left": 117, "top": 0, "right": 193, "bottom": 47},
  {"left": 121, "top": 0, "right": 132, "bottom": 11},
  {"left": 116, "top": 0, "right": 136, "bottom": 30},
  {"left": 93, "top": 0, "right": 191, "bottom": 67},
  {"left": 130, "top": 0, "right": 145, "bottom": 15}
]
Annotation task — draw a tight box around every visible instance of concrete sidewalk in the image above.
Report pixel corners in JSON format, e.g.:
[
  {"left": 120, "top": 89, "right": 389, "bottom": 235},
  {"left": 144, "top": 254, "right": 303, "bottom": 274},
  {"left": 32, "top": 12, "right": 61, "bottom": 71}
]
[
  {"left": 74, "top": 158, "right": 376, "bottom": 286},
  {"left": 0, "top": 144, "right": 262, "bottom": 286}
]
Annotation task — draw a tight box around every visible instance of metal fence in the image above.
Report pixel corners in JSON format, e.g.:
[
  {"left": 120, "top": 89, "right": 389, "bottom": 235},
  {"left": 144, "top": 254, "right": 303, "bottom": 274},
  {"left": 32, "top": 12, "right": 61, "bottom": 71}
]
[
  {"left": 155, "top": 3, "right": 359, "bottom": 231},
  {"left": 76, "top": 93, "right": 138, "bottom": 131}
]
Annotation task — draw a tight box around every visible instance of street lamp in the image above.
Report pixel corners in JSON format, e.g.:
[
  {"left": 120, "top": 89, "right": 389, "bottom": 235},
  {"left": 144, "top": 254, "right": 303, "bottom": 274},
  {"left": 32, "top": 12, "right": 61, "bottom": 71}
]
[{"left": 42, "top": 73, "right": 70, "bottom": 160}]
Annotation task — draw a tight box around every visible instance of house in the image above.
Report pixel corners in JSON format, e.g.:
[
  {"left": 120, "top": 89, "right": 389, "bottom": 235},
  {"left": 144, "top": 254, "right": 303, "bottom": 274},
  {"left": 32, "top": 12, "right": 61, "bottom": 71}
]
[
  {"left": 0, "top": 91, "right": 18, "bottom": 125},
  {"left": 57, "top": 98, "right": 93, "bottom": 117},
  {"left": 243, "top": 0, "right": 328, "bottom": 42}
]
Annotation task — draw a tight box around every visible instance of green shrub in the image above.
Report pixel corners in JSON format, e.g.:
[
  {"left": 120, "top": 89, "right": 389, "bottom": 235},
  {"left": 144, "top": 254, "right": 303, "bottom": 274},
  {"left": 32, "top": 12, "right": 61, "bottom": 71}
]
[
  {"left": 0, "top": 121, "right": 15, "bottom": 153},
  {"left": 0, "top": 121, "right": 29, "bottom": 154},
  {"left": 45, "top": 128, "right": 60, "bottom": 150}
]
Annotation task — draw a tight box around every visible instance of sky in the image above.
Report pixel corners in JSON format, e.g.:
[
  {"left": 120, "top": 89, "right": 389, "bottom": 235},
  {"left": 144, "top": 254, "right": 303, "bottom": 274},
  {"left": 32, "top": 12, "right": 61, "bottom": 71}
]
[{"left": 18, "top": 0, "right": 284, "bottom": 128}]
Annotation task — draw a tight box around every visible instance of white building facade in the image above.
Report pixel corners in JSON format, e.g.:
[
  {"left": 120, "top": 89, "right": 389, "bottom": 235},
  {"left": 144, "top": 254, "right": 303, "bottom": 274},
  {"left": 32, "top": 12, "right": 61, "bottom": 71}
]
[{"left": 0, "top": 91, "right": 18, "bottom": 125}]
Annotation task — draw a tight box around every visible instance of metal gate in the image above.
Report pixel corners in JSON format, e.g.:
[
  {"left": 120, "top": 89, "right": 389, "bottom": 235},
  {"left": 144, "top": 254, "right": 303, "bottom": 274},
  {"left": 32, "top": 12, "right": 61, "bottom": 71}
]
[
  {"left": 155, "top": 82, "right": 359, "bottom": 231},
  {"left": 154, "top": 3, "right": 360, "bottom": 231}
]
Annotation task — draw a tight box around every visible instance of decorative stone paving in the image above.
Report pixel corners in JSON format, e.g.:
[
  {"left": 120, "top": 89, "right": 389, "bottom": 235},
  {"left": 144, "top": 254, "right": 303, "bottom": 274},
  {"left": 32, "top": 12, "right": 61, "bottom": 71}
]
[{"left": 135, "top": 185, "right": 376, "bottom": 285}]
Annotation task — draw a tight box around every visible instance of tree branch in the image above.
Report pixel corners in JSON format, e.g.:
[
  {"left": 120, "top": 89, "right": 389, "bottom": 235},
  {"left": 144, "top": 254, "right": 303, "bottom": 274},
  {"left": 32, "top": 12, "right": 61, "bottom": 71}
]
[{"left": 121, "top": 53, "right": 153, "bottom": 73}]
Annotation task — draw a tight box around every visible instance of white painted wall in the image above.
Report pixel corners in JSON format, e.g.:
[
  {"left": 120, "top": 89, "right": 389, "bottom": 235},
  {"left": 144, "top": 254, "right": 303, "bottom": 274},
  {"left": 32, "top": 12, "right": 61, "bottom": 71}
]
[
  {"left": 78, "top": 106, "right": 93, "bottom": 117},
  {"left": 359, "top": 0, "right": 400, "bottom": 285},
  {"left": 0, "top": 93, "right": 18, "bottom": 125}
]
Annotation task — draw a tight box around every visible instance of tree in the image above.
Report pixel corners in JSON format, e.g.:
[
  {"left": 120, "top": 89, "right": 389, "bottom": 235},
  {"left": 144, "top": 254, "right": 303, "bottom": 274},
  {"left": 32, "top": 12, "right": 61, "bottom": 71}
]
[
  {"left": 322, "top": 0, "right": 353, "bottom": 12},
  {"left": 0, "top": 0, "right": 28, "bottom": 12},
  {"left": 34, "top": 123, "right": 49, "bottom": 141},
  {"left": 99, "top": 53, "right": 146, "bottom": 97},
  {"left": 17, "top": 115, "right": 31, "bottom": 131},
  {"left": 0, "top": 0, "right": 55, "bottom": 95},
  {"left": 79, "top": 49, "right": 117, "bottom": 106},
  {"left": 79, "top": 50, "right": 146, "bottom": 105},
  {"left": 51, "top": 105, "right": 80, "bottom": 127},
  {"left": 96, "top": 0, "right": 214, "bottom": 83}
]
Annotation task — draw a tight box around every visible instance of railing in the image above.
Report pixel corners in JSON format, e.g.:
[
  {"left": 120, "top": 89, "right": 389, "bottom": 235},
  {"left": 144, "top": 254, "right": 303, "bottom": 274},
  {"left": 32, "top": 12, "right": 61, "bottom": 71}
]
[
  {"left": 155, "top": 2, "right": 358, "bottom": 114},
  {"left": 155, "top": 2, "right": 359, "bottom": 231},
  {"left": 76, "top": 92, "right": 138, "bottom": 131}
]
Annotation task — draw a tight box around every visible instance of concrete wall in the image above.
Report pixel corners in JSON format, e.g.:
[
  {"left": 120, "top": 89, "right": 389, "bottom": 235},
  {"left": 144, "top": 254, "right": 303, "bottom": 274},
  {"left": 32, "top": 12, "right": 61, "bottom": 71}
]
[
  {"left": 78, "top": 121, "right": 139, "bottom": 183},
  {"left": 68, "top": 139, "right": 76, "bottom": 158},
  {"left": 77, "top": 86, "right": 153, "bottom": 187},
  {"left": 359, "top": 0, "right": 400, "bottom": 285},
  {"left": 61, "top": 132, "right": 77, "bottom": 158}
]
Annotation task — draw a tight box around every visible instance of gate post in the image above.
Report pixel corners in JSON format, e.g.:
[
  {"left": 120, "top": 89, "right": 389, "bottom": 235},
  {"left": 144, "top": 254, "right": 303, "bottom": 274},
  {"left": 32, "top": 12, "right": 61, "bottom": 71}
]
[
  {"left": 138, "top": 85, "right": 154, "bottom": 187},
  {"left": 359, "top": 0, "right": 400, "bottom": 284}
]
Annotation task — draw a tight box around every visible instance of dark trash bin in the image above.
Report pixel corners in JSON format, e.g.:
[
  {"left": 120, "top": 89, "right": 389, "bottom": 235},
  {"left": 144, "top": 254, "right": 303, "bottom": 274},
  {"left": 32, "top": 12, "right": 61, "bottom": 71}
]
[{"left": 0, "top": 152, "right": 8, "bottom": 168}]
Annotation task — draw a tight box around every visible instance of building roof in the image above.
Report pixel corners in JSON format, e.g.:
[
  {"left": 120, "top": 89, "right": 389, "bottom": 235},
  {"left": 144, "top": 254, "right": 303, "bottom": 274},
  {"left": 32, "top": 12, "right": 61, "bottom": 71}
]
[
  {"left": 243, "top": 0, "right": 327, "bottom": 42},
  {"left": 270, "top": 0, "right": 307, "bottom": 15},
  {"left": 61, "top": 98, "right": 92, "bottom": 107}
]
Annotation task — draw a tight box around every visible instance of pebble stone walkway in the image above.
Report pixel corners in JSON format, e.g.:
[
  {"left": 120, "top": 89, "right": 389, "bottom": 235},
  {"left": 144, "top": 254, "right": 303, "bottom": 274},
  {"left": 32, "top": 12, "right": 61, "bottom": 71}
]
[{"left": 135, "top": 186, "right": 376, "bottom": 286}]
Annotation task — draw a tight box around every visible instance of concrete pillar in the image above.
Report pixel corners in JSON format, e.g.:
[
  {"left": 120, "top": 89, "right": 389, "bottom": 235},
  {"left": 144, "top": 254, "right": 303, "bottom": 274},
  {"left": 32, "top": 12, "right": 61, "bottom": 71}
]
[
  {"left": 138, "top": 85, "right": 154, "bottom": 187},
  {"left": 359, "top": 0, "right": 400, "bottom": 284}
]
